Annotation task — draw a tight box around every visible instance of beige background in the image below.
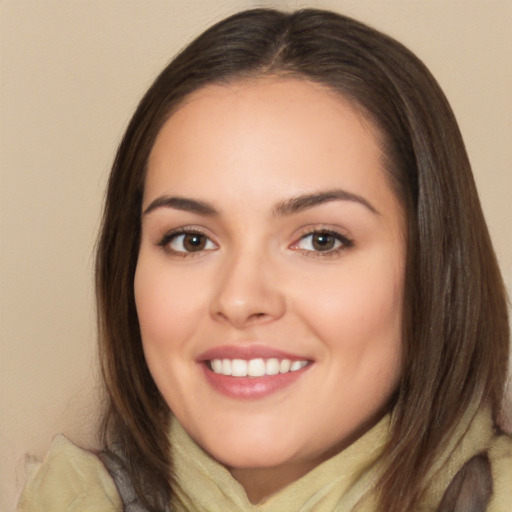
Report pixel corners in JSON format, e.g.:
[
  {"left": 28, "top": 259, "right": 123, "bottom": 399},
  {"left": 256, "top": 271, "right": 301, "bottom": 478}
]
[{"left": 1, "top": 1, "right": 511, "bottom": 510}]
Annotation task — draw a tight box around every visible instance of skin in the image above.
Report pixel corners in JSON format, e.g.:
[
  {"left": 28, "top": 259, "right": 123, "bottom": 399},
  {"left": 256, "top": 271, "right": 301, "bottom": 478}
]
[{"left": 135, "top": 78, "right": 405, "bottom": 503}]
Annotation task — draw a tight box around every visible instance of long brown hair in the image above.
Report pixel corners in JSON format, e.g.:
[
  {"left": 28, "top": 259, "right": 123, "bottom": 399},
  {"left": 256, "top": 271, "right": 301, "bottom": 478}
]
[{"left": 96, "top": 8, "right": 510, "bottom": 511}]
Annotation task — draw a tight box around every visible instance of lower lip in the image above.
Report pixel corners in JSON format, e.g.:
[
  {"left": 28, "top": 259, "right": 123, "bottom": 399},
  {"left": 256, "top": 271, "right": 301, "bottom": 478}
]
[{"left": 201, "top": 364, "right": 311, "bottom": 400}]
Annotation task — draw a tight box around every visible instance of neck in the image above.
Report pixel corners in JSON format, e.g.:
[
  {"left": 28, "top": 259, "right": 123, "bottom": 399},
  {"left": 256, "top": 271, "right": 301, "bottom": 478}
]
[{"left": 228, "top": 407, "right": 391, "bottom": 503}]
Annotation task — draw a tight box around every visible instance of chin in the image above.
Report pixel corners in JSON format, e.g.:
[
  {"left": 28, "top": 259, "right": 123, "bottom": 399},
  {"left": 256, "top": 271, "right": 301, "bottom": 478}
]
[{"left": 202, "top": 431, "right": 304, "bottom": 469}]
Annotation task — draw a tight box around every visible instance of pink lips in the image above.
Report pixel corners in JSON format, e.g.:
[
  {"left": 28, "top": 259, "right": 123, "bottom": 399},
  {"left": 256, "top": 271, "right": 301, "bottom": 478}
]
[
  {"left": 198, "top": 344, "right": 307, "bottom": 362},
  {"left": 197, "top": 344, "right": 312, "bottom": 400}
]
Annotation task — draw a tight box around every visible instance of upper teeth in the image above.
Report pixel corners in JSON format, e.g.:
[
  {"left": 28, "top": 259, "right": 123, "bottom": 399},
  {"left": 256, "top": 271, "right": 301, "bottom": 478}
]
[{"left": 210, "top": 358, "right": 308, "bottom": 377}]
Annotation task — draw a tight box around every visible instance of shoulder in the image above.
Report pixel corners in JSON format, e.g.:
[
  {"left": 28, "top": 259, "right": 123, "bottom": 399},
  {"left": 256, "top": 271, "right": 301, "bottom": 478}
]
[
  {"left": 16, "top": 435, "right": 122, "bottom": 512},
  {"left": 487, "top": 430, "right": 512, "bottom": 512}
]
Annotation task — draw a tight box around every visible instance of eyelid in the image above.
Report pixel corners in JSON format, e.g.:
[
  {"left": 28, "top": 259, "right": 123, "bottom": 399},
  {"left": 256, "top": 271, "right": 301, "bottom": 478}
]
[
  {"left": 156, "top": 226, "right": 218, "bottom": 256},
  {"left": 289, "top": 225, "right": 354, "bottom": 256}
]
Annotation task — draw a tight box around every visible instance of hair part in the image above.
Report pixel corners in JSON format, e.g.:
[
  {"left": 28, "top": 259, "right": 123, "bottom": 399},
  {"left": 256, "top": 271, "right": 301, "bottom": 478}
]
[{"left": 96, "top": 8, "right": 510, "bottom": 510}]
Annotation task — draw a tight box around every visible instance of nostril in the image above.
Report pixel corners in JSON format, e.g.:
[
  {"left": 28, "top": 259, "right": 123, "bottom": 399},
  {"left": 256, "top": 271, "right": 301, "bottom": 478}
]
[{"left": 251, "top": 312, "right": 267, "bottom": 319}]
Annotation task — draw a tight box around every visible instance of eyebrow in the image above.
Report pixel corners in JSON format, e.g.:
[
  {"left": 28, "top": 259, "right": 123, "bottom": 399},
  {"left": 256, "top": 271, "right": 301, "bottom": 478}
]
[
  {"left": 143, "top": 196, "right": 219, "bottom": 216},
  {"left": 274, "top": 189, "right": 379, "bottom": 216},
  {"left": 142, "top": 188, "right": 378, "bottom": 217}
]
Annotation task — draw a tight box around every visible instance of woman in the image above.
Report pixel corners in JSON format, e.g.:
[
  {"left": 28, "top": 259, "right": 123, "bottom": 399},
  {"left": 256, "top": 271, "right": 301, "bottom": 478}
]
[{"left": 17, "top": 8, "right": 511, "bottom": 512}]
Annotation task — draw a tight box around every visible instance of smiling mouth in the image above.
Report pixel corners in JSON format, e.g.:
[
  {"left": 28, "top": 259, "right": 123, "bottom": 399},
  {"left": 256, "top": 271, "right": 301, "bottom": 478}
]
[
  {"left": 200, "top": 348, "right": 313, "bottom": 399},
  {"left": 207, "top": 358, "right": 310, "bottom": 377}
]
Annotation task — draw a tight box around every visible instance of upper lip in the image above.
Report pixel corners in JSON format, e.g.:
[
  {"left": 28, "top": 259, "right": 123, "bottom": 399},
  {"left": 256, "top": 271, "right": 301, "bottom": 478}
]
[{"left": 197, "top": 344, "right": 311, "bottom": 362}]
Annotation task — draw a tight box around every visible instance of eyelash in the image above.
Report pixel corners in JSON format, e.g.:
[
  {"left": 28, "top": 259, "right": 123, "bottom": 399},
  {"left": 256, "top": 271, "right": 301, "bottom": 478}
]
[
  {"left": 291, "top": 228, "right": 354, "bottom": 258},
  {"left": 157, "top": 227, "right": 217, "bottom": 258},
  {"left": 156, "top": 227, "right": 354, "bottom": 258}
]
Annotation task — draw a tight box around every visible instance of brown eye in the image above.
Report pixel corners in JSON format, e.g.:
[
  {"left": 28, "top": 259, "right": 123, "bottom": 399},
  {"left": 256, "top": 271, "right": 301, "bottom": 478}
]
[
  {"left": 183, "top": 233, "right": 206, "bottom": 251},
  {"left": 168, "top": 232, "right": 216, "bottom": 253},
  {"left": 311, "top": 233, "right": 337, "bottom": 251},
  {"left": 294, "top": 230, "right": 352, "bottom": 255}
]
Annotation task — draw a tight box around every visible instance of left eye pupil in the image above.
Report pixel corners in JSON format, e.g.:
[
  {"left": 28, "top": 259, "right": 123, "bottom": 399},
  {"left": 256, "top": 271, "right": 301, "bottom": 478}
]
[
  {"left": 312, "top": 233, "right": 335, "bottom": 251},
  {"left": 184, "top": 234, "right": 206, "bottom": 252}
]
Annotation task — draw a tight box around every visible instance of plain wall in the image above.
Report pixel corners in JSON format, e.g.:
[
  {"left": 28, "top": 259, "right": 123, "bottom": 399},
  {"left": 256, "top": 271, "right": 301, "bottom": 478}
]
[{"left": 1, "top": 1, "right": 510, "bottom": 511}]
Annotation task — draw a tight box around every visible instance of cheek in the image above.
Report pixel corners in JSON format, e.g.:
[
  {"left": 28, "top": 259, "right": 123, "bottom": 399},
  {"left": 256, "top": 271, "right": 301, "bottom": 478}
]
[
  {"left": 302, "top": 261, "right": 402, "bottom": 338},
  {"left": 296, "top": 254, "right": 404, "bottom": 387},
  {"left": 329, "top": 271, "right": 402, "bottom": 410},
  {"left": 134, "top": 257, "right": 206, "bottom": 354},
  {"left": 133, "top": 256, "right": 211, "bottom": 416}
]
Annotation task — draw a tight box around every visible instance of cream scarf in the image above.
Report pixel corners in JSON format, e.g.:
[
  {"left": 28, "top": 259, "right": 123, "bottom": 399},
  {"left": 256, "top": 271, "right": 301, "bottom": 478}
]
[{"left": 169, "top": 404, "right": 512, "bottom": 512}]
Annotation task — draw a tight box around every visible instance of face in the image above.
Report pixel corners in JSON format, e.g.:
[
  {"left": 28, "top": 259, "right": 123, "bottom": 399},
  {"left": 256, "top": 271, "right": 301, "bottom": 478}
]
[{"left": 135, "top": 78, "right": 405, "bottom": 489}]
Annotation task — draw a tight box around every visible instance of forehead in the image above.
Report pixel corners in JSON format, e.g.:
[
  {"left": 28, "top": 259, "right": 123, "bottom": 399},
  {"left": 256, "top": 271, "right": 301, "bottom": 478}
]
[
  {"left": 150, "top": 77, "right": 380, "bottom": 160},
  {"left": 145, "top": 78, "right": 394, "bottom": 212}
]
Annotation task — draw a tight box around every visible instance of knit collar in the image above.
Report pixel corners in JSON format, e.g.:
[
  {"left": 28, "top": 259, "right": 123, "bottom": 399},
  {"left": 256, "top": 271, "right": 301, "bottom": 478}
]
[
  {"left": 169, "top": 414, "right": 389, "bottom": 512},
  {"left": 169, "top": 402, "right": 497, "bottom": 512}
]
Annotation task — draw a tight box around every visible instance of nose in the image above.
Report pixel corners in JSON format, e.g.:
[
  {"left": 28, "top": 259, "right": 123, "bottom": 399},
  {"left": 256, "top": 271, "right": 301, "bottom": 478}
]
[{"left": 209, "top": 250, "right": 286, "bottom": 329}]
